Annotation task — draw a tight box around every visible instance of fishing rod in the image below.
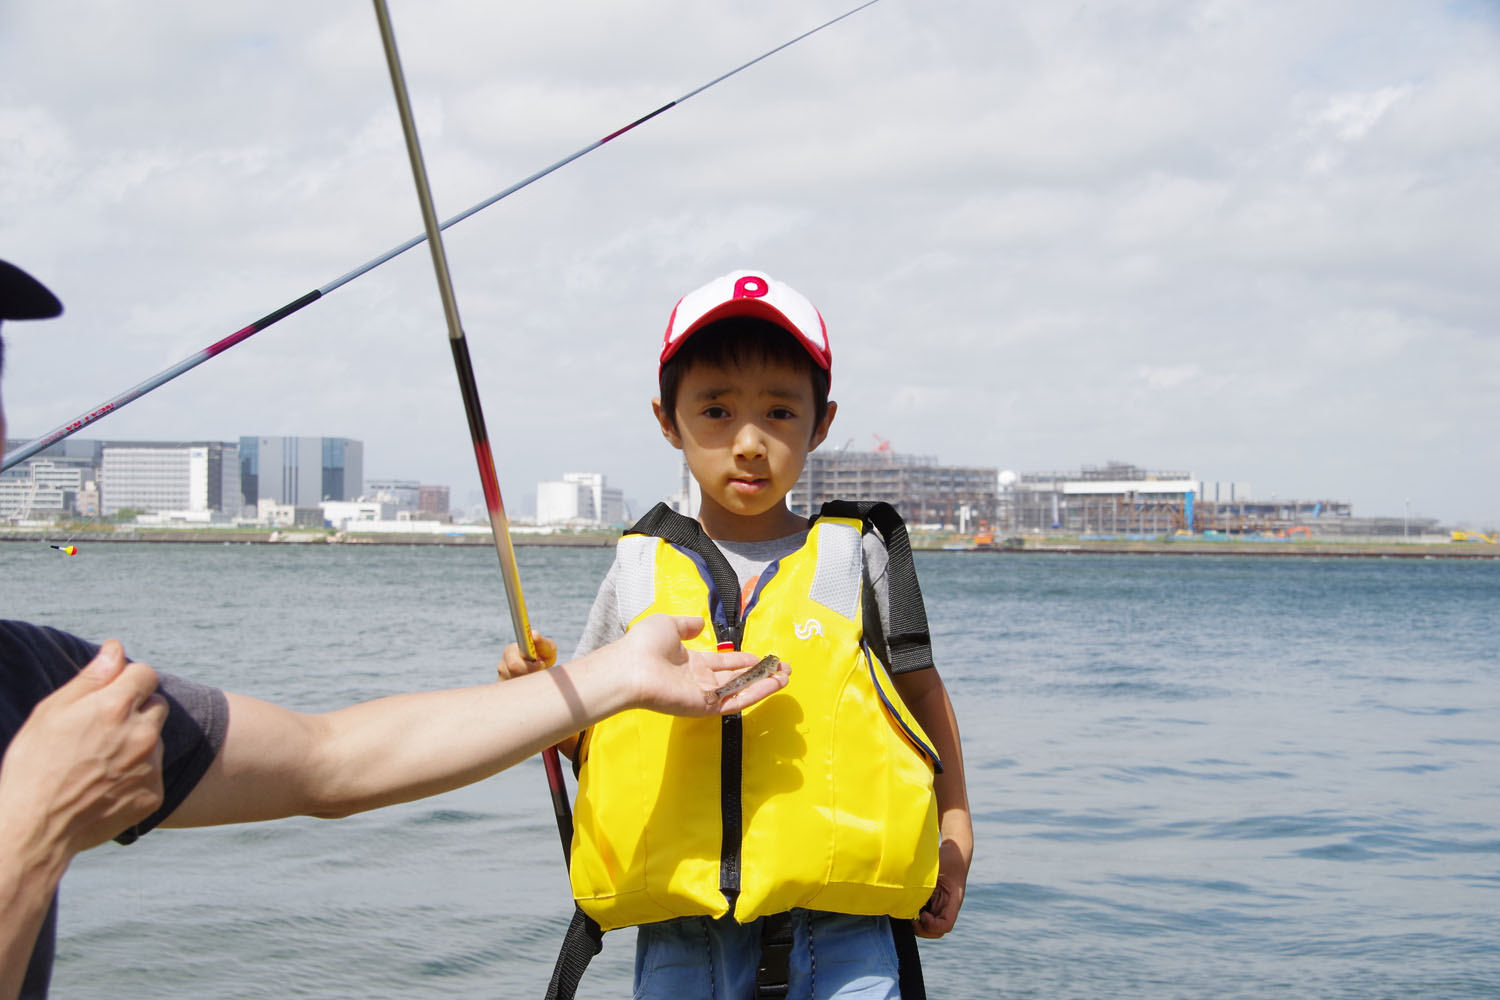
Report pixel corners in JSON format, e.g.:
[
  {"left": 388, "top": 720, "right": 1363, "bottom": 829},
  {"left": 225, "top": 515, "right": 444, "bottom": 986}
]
[
  {"left": 370, "top": 0, "right": 573, "bottom": 859},
  {"left": 1, "top": 0, "right": 883, "bottom": 473}
]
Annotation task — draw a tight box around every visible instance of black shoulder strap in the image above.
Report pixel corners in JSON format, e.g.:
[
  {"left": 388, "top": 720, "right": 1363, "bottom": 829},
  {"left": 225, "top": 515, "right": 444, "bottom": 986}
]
[
  {"left": 545, "top": 906, "right": 604, "bottom": 1000},
  {"left": 891, "top": 918, "right": 928, "bottom": 999},
  {"left": 815, "top": 500, "right": 935, "bottom": 674},
  {"left": 628, "top": 502, "right": 743, "bottom": 643}
]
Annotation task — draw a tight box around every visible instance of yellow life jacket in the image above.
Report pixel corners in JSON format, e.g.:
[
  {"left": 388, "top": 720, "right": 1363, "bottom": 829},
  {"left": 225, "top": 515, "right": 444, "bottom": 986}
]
[{"left": 569, "top": 502, "right": 941, "bottom": 931}]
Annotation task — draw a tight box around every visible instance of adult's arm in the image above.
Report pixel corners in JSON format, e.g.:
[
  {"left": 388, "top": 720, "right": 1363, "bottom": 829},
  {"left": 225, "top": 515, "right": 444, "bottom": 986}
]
[
  {"left": 163, "top": 614, "right": 783, "bottom": 827},
  {"left": 894, "top": 666, "right": 973, "bottom": 939},
  {"left": 0, "top": 642, "right": 167, "bottom": 1000}
]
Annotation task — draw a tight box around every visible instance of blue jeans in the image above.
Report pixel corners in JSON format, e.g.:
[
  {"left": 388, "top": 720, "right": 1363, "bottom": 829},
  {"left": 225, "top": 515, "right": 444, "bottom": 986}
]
[{"left": 634, "top": 909, "right": 900, "bottom": 1000}]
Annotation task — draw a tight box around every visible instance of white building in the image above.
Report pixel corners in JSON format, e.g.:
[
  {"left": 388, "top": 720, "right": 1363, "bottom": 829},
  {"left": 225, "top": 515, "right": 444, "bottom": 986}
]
[
  {"left": 255, "top": 499, "right": 323, "bottom": 528},
  {"left": 320, "top": 499, "right": 396, "bottom": 530},
  {"left": 100, "top": 443, "right": 240, "bottom": 516},
  {"left": 0, "top": 459, "right": 92, "bottom": 519},
  {"left": 536, "top": 472, "right": 626, "bottom": 527}
]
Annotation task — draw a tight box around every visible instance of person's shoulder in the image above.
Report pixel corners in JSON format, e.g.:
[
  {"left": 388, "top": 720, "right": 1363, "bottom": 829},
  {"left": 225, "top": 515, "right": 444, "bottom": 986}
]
[
  {"left": 0, "top": 619, "right": 98, "bottom": 669},
  {"left": 0, "top": 621, "right": 98, "bottom": 717}
]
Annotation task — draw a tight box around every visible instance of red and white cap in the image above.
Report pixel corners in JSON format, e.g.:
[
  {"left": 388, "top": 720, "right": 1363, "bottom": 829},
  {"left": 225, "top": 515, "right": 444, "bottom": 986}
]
[{"left": 660, "top": 269, "right": 831, "bottom": 378}]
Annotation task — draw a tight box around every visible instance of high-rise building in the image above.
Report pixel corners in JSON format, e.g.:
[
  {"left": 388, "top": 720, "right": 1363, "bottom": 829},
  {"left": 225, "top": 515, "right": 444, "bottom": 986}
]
[
  {"left": 100, "top": 442, "right": 240, "bottom": 515},
  {"left": 240, "top": 436, "right": 363, "bottom": 508}
]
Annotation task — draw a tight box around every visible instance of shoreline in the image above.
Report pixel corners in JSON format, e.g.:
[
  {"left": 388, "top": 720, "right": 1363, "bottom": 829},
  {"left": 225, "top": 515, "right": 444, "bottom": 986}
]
[
  {"left": 0, "top": 528, "right": 617, "bottom": 547},
  {"left": 960, "top": 539, "right": 1497, "bottom": 559},
  {"left": 3, "top": 529, "right": 1495, "bottom": 558}
]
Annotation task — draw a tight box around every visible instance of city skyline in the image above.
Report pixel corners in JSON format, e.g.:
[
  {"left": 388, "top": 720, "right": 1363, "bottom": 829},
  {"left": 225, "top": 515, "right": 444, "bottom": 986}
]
[
  {"left": 7, "top": 430, "right": 1487, "bottom": 531},
  {"left": 2, "top": 4, "right": 1495, "bottom": 526}
]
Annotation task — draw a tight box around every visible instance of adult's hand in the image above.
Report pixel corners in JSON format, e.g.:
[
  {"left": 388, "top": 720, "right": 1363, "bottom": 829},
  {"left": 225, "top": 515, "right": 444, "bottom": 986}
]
[
  {"left": 0, "top": 640, "right": 168, "bottom": 858},
  {"left": 616, "top": 614, "right": 789, "bottom": 716},
  {"left": 0, "top": 640, "right": 168, "bottom": 1000}
]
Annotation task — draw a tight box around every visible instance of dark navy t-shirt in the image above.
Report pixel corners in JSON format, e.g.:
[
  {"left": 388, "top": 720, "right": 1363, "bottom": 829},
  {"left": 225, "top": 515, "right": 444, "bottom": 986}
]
[{"left": 0, "top": 621, "right": 228, "bottom": 998}]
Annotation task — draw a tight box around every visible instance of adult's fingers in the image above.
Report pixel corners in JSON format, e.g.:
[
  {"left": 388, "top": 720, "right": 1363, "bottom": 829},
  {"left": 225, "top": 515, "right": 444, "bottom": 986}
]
[
  {"left": 112, "top": 660, "right": 165, "bottom": 715},
  {"left": 48, "top": 639, "right": 129, "bottom": 705},
  {"left": 137, "top": 689, "right": 170, "bottom": 729}
]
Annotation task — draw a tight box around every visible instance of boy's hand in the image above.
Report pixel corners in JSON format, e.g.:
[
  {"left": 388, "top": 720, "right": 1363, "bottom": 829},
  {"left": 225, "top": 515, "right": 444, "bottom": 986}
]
[
  {"left": 496, "top": 630, "right": 557, "bottom": 681},
  {"left": 914, "top": 837, "right": 969, "bottom": 938},
  {"left": 621, "top": 614, "right": 789, "bottom": 716}
]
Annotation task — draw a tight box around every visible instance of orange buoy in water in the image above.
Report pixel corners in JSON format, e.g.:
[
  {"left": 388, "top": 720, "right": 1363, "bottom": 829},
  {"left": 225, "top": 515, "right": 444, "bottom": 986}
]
[{"left": 50, "top": 544, "right": 78, "bottom": 556}]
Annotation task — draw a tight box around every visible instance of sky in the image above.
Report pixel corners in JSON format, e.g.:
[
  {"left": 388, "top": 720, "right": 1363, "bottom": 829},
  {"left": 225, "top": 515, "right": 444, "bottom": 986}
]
[{"left": 2, "top": 1, "right": 1497, "bottom": 526}]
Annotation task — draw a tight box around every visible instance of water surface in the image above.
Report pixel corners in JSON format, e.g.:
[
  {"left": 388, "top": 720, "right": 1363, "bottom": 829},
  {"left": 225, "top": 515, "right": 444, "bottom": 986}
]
[{"left": 2, "top": 543, "right": 1496, "bottom": 997}]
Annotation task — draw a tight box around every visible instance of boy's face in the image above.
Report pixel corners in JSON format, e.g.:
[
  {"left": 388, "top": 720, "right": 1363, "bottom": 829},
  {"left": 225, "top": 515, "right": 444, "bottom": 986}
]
[{"left": 654, "top": 353, "right": 835, "bottom": 541}]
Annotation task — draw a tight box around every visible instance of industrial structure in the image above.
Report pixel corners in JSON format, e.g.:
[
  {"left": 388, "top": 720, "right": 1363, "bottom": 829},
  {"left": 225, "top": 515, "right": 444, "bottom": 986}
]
[
  {"left": 785, "top": 448, "right": 999, "bottom": 527},
  {"left": 1004, "top": 461, "right": 1358, "bottom": 536}
]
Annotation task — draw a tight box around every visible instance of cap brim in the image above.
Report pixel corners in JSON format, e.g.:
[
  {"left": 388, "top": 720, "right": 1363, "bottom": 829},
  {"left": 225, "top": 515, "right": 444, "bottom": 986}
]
[{"left": 0, "top": 260, "right": 64, "bottom": 320}]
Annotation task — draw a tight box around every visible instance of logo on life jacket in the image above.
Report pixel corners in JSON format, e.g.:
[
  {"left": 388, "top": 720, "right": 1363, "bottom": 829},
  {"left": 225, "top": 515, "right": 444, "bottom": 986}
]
[{"left": 793, "top": 618, "right": 824, "bottom": 640}]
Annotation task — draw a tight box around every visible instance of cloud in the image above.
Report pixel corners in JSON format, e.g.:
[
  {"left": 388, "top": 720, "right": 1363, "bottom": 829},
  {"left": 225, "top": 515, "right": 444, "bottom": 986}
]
[{"left": 1, "top": 1, "right": 1497, "bottom": 525}]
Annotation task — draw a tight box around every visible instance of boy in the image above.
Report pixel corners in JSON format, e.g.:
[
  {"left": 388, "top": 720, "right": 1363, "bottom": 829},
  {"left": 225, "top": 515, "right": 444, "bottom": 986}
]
[{"left": 510, "top": 270, "right": 971, "bottom": 999}]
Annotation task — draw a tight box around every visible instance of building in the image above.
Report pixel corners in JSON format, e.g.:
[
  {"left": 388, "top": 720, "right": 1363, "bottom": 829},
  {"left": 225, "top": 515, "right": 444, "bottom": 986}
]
[
  {"left": 417, "top": 484, "right": 450, "bottom": 520},
  {"left": 240, "top": 436, "right": 363, "bottom": 509},
  {"left": 364, "top": 479, "right": 449, "bottom": 520},
  {"left": 0, "top": 457, "right": 94, "bottom": 520},
  {"left": 321, "top": 499, "right": 396, "bottom": 530},
  {"left": 257, "top": 499, "right": 326, "bottom": 528},
  {"left": 100, "top": 442, "right": 240, "bottom": 516},
  {"left": 1, "top": 437, "right": 104, "bottom": 520},
  {"left": 536, "top": 472, "right": 625, "bottom": 527},
  {"left": 785, "top": 449, "right": 999, "bottom": 528},
  {"left": 365, "top": 478, "right": 421, "bottom": 511},
  {"left": 1004, "top": 461, "right": 1353, "bottom": 535}
]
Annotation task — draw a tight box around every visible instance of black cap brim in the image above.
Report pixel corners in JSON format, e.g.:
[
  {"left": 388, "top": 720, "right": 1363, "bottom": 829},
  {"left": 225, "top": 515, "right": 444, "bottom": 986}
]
[{"left": 0, "top": 259, "right": 64, "bottom": 320}]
